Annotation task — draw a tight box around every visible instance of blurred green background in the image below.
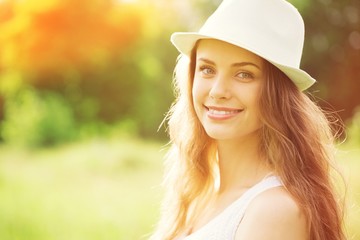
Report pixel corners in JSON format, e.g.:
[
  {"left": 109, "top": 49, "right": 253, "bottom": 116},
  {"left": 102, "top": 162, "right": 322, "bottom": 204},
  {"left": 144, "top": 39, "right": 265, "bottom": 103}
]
[{"left": 0, "top": 0, "right": 359, "bottom": 239}]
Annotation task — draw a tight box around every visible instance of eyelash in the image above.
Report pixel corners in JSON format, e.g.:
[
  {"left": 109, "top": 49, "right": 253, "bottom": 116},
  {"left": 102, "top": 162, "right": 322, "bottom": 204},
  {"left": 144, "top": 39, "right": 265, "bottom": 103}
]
[
  {"left": 236, "top": 72, "right": 254, "bottom": 80},
  {"left": 199, "top": 65, "right": 216, "bottom": 75}
]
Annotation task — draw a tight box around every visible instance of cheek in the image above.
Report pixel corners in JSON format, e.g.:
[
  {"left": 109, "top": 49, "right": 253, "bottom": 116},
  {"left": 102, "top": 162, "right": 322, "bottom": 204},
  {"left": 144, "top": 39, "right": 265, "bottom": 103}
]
[
  {"left": 249, "top": 93, "right": 262, "bottom": 123},
  {"left": 236, "top": 85, "right": 262, "bottom": 117}
]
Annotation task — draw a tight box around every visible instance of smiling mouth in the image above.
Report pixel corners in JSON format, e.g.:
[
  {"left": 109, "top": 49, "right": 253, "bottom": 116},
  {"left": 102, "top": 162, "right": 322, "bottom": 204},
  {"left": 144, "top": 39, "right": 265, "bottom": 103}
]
[{"left": 205, "top": 106, "right": 243, "bottom": 117}]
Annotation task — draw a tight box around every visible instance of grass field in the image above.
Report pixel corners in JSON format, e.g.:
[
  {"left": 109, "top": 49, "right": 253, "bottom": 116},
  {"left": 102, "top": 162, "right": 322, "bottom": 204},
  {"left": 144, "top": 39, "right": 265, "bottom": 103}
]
[
  {"left": 0, "top": 137, "right": 359, "bottom": 240},
  {"left": 0, "top": 137, "right": 165, "bottom": 240}
]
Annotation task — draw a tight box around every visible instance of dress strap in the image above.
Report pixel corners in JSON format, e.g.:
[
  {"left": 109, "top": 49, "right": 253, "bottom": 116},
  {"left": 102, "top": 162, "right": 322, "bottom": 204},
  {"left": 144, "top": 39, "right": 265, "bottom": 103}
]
[
  {"left": 228, "top": 175, "right": 283, "bottom": 239},
  {"left": 181, "top": 176, "right": 283, "bottom": 240}
]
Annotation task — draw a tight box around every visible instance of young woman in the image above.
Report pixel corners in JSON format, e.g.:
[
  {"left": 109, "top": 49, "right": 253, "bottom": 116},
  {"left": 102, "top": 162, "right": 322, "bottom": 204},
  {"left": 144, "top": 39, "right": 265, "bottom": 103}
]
[{"left": 151, "top": 0, "right": 346, "bottom": 239}]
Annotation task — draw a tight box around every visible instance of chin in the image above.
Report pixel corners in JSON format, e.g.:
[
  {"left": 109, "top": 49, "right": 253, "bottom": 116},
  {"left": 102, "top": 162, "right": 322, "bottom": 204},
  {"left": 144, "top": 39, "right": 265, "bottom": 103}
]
[
  {"left": 205, "top": 127, "right": 262, "bottom": 142},
  {"left": 205, "top": 130, "right": 237, "bottom": 141}
]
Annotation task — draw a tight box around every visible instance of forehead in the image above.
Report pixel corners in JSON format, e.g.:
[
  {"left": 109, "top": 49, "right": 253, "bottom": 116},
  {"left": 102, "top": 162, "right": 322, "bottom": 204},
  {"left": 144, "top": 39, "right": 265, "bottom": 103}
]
[{"left": 196, "top": 39, "right": 263, "bottom": 66}]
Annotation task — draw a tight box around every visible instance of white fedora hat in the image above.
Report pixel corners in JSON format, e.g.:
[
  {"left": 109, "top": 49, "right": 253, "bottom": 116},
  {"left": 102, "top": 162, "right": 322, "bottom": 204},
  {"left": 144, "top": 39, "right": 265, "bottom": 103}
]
[{"left": 171, "top": 0, "right": 316, "bottom": 91}]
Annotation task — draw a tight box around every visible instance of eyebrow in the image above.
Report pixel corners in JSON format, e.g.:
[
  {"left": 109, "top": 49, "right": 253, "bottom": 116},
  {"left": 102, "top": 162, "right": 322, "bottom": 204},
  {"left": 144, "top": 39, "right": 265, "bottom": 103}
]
[{"left": 197, "top": 58, "right": 261, "bottom": 70}]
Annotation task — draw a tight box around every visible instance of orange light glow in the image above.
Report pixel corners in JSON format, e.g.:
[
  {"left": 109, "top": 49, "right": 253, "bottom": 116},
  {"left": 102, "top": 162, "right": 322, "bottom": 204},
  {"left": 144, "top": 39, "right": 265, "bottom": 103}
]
[{"left": 0, "top": 0, "right": 147, "bottom": 76}]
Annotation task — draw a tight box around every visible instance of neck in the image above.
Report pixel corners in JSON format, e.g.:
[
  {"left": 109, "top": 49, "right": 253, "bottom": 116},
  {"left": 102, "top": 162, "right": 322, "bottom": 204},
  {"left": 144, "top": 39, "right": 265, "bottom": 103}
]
[{"left": 216, "top": 131, "right": 270, "bottom": 194}]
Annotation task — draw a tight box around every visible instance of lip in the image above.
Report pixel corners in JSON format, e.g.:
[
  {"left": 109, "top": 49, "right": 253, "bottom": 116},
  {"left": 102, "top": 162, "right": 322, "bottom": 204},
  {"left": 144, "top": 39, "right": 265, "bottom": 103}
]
[{"left": 205, "top": 105, "right": 243, "bottom": 120}]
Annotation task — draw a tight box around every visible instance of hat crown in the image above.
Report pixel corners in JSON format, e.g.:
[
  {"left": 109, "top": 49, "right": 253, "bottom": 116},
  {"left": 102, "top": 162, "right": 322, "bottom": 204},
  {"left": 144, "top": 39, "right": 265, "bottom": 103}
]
[
  {"left": 170, "top": 0, "right": 316, "bottom": 90},
  {"left": 199, "top": 0, "right": 305, "bottom": 68}
]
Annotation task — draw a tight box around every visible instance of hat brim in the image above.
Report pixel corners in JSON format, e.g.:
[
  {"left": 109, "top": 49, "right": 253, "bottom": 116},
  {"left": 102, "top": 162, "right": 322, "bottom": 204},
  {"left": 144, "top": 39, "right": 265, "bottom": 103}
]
[{"left": 171, "top": 32, "right": 316, "bottom": 91}]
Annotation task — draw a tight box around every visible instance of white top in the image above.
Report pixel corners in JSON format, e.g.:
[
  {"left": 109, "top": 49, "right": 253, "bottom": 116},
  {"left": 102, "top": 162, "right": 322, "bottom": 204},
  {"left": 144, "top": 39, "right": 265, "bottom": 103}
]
[{"left": 181, "top": 176, "right": 283, "bottom": 240}]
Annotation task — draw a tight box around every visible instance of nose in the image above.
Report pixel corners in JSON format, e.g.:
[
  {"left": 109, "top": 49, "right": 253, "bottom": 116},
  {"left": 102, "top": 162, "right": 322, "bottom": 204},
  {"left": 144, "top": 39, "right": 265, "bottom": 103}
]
[{"left": 209, "top": 76, "right": 231, "bottom": 100}]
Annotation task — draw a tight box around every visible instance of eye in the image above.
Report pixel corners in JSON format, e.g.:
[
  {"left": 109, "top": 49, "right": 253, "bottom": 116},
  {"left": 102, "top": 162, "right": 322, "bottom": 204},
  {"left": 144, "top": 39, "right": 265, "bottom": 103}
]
[
  {"left": 236, "top": 72, "right": 254, "bottom": 80},
  {"left": 199, "top": 65, "right": 216, "bottom": 76}
]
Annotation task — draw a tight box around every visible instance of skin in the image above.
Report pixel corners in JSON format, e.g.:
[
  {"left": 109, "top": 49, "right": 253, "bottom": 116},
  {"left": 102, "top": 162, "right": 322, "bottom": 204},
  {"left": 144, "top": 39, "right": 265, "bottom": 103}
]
[{"left": 190, "top": 39, "right": 308, "bottom": 239}]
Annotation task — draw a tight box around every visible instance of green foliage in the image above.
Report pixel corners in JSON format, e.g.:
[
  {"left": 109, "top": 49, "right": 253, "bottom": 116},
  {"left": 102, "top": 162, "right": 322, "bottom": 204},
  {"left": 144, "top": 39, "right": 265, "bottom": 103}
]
[
  {"left": 0, "top": 0, "right": 177, "bottom": 144},
  {"left": 1, "top": 87, "right": 76, "bottom": 147},
  {"left": 287, "top": 0, "right": 311, "bottom": 12}
]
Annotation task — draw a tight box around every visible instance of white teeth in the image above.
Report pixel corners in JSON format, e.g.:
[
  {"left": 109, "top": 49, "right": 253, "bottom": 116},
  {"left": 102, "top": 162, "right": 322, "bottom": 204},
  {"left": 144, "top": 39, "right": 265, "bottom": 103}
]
[{"left": 209, "top": 109, "right": 241, "bottom": 115}]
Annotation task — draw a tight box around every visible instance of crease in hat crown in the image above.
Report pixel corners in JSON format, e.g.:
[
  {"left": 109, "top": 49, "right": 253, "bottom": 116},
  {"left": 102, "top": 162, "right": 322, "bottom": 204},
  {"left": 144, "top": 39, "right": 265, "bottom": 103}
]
[{"left": 170, "top": 0, "right": 316, "bottom": 91}]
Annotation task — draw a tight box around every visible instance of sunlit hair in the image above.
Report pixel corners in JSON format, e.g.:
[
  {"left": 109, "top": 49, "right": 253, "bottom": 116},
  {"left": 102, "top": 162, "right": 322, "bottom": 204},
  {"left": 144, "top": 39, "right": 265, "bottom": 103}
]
[
  {"left": 259, "top": 60, "right": 346, "bottom": 240},
  {"left": 150, "top": 44, "right": 346, "bottom": 240}
]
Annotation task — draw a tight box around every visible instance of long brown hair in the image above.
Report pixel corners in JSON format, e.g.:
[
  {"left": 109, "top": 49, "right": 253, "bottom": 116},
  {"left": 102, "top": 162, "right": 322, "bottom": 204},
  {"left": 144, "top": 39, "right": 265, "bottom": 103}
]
[
  {"left": 151, "top": 45, "right": 346, "bottom": 240},
  {"left": 259, "top": 61, "right": 346, "bottom": 240}
]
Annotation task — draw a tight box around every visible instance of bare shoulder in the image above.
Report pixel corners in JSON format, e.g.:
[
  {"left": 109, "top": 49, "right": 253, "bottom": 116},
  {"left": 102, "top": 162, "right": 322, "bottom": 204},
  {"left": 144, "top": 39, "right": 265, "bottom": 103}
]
[{"left": 235, "top": 186, "right": 308, "bottom": 240}]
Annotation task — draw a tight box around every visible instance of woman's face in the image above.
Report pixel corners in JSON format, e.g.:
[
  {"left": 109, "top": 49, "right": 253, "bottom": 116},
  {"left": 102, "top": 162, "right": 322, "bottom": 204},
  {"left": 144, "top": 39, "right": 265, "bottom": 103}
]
[{"left": 192, "top": 39, "right": 265, "bottom": 141}]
